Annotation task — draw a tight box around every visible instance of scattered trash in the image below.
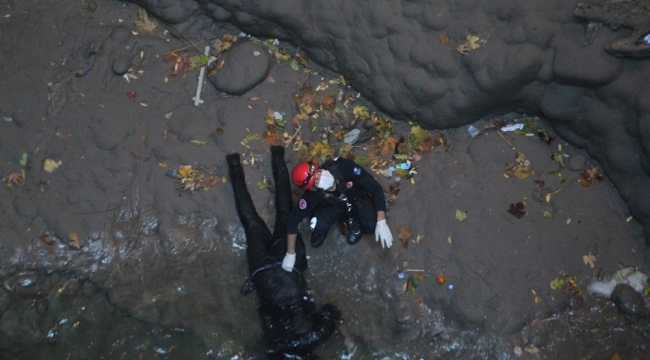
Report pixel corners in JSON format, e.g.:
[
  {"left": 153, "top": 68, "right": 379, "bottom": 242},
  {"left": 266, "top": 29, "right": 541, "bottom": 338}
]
[
  {"left": 448, "top": 284, "right": 454, "bottom": 290},
  {"left": 467, "top": 125, "right": 479, "bottom": 138},
  {"left": 504, "top": 152, "right": 533, "bottom": 179},
  {"left": 192, "top": 46, "right": 210, "bottom": 106},
  {"left": 165, "top": 165, "right": 220, "bottom": 193},
  {"left": 500, "top": 123, "right": 524, "bottom": 132},
  {"left": 397, "top": 272, "right": 405, "bottom": 280},
  {"left": 588, "top": 267, "right": 649, "bottom": 297},
  {"left": 343, "top": 129, "right": 361, "bottom": 144}
]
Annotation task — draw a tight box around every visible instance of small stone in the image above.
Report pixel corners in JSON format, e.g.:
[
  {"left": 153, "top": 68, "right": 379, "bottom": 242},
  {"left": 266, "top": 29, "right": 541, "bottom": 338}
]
[
  {"left": 611, "top": 283, "right": 646, "bottom": 315},
  {"left": 111, "top": 55, "right": 132, "bottom": 75}
]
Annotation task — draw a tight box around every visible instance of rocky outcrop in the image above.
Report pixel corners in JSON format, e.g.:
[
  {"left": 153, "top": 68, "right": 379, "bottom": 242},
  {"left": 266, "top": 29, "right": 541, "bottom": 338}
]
[{"left": 124, "top": 0, "right": 650, "bottom": 243}]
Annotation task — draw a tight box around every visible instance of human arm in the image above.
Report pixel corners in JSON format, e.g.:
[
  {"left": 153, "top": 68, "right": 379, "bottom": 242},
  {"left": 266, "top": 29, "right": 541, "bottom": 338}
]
[{"left": 282, "top": 233, "right": 298, "bottom": 271}]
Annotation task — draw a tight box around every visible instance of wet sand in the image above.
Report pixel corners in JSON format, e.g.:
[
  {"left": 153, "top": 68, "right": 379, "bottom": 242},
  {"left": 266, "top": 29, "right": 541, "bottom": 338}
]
[{"left": 0, "top": 0, "right": 649, "bottom": 358}]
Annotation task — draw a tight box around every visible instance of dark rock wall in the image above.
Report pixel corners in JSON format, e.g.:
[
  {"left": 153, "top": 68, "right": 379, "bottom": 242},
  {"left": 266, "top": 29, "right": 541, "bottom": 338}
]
[{"left": 127, "top": 0, "right": 650, "bottom": 243}]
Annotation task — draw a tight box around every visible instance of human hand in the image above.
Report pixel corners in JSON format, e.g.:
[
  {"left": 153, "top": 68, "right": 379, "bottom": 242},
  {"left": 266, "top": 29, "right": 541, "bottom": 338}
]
[
  {"left": 374, "top": 220, "right": 393, "bottom": 248},
  {"left": 282, "top": 252, "right": 296, "bottom": 272}
]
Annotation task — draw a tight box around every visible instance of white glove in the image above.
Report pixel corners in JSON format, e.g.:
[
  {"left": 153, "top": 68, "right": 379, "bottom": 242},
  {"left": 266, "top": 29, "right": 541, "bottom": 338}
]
[
  {"left": 282, "top": 253, "right": 296, "bottom": 272},
  {"left": 375, "top": 220, "right": 393, "bottom": 248}
]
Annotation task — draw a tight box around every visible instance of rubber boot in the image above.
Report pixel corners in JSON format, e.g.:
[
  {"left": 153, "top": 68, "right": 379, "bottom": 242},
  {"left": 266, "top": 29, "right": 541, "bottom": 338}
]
[
  {"left": 345, "top": 217, "right": 362, "bottom": 245},
  {"left": 311, "top": 232, "right": 327, "bottom": 248}
]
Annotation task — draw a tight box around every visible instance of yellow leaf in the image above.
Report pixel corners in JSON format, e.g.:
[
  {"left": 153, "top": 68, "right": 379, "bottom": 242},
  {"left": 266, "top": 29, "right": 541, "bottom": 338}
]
[
  {"left": 43, "top": 158, "right": 62, "bottom": 173},
  {"left": 545, "top": 193, "right": 551, "bottom": 202},
  {"left": 447, "top": 236, "right": 452, "bottom": 244},
  {"left": 177, "top": 165, "right": 194, "bottom": 179},
  {"left": 68, "top": 233, "right": 80, "bottom": 249},
  {"left": 257, "top": 177, "right": 270, "bottom": 189},
  {"left": 158, "top": 162, "right": 168, "bottom": 169}
]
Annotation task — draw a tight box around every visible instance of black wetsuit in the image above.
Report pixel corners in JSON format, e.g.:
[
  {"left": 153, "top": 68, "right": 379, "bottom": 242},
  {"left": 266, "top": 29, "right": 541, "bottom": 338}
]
[
  {"left": 227, "top": 146, "right": 341, "bottom": 359},
  {"left": 287, "top": 158, "right": 387, "bottom": 238}
]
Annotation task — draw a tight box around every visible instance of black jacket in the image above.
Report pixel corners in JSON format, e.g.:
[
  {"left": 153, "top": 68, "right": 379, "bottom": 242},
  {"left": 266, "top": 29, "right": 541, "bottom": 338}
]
[{"left": 254, "top": 267, "right": 340, "bottom": 357}]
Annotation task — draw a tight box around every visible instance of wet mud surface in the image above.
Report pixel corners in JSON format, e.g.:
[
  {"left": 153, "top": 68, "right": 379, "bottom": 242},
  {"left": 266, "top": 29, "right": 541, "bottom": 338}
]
[{"left": 0, "top": 0, "right": 649, "bottom": 359}]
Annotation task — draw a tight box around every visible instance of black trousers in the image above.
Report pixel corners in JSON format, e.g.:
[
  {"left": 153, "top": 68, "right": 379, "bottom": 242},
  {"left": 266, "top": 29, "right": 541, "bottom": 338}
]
[
  {"left": 228, "top": 148, "right": 307, "bottom": 274},
  {"left": 311, "top": 196, "right": 377, "bottom": 236}
]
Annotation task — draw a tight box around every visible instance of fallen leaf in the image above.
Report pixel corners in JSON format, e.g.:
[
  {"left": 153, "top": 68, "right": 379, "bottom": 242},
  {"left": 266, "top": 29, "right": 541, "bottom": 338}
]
[
  {"left": 396, "top": 224, "right": 413, "bottom": 248},
  {"left": 43, "top": 158, "right": 62, "bottom": 173},
  {"left": 507, "top": 202, "right": 527, "bottom": 218},
  {"left": 39, "top": 232, "right": 55, "bottom": 245},
  {"left": 579, "top": 164, "right": 605, "bottom": 187},
  {"left": 190, "top": 140, "right": 207, "bottom": 146},
  {"left": 68, "top": 233, "right": 80, "bottom": 249},
  {"left": 257, "top": 177, "right": 270, "bottom": 189},
  {"left": 550, "top": 277, "right": 565, "bottom": 289},
  {"left": 406, "top": 272, "right": 425, "bottom": 293},
  {"left": 3, "top": 170, "right": 25, "bottom": 188},
  {"left": 242, "top": 133, "right": 260, "bottom": 143},
  {"left": 19, "top": 153, "right": 27, "bottom": 167},
  {"left": 134, "top": 8, "right": 158, "bottom": 34},
  {"left": 447, "top": 236, "right": 452, "bottom": 244},
  {"left": 582, "top": 253, "right": 596, "bottom": 268},
  {"left": 126, "top": 91, "right": 137, "bottom": 99},
  {"left": 455, "top": 210, "right": 467, "bottom": 221},
  {"left": 438, "top": 34, "right": 450, "bottom": 46},
  {"left": 415, "top": 234, "right": 423, "bottom": 244}
]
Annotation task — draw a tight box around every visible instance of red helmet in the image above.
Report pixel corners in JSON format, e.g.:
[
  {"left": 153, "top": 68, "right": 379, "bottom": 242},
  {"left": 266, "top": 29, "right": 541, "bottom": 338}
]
[{"left": 291, "top": 162, "right": 318, "bottom": 190}]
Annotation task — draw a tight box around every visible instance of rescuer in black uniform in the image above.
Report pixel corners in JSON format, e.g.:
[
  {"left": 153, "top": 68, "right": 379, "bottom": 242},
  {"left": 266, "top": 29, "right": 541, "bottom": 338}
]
[
  {"left": 227, "top": 146, "right": 341, "bottom": 359},
  {"left": 281, "top": 157, "right": 394, "bottom": 272}
]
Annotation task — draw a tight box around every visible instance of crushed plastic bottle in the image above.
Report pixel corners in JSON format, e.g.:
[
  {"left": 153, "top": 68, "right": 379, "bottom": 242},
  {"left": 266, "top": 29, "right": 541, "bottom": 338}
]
[
  {"left": 165, "top": 168, "right": 181, "bottom": 179},
  {"left": 467, "top": 125, "right": 479, "bottom": 138}
]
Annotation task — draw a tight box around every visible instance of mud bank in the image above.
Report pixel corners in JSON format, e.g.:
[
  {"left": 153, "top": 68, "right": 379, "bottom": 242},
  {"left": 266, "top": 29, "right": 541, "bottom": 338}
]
[{"left": 0, "top": 0, "right": 649, "bottom": 359}]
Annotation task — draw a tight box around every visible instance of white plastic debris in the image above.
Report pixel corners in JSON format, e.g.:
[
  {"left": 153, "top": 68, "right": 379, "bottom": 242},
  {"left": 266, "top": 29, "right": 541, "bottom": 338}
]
[
  {"left": 501, "top": 123, "right": 524, "bottom": 132},
  {"left": 343, "top": 129, "right": 361, "bottom": 144},
  {"left": 467, "top": 125, "right": 479, "bottom": 137},
  {"left": 193, "top": 46, "right": 210, "bottom": 106}
]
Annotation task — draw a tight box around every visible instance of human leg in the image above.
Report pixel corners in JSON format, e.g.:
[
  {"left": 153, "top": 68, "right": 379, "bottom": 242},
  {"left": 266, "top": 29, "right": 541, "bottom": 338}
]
[
  {"left": 310, "top": 205, "right": 337, "bottom": 247},
  {"left": 227, "top": 153, "right": 272, "bottom": 273},
  {"left": 268, "top": 146, "right": 308, "bottom": 271},
  {"left": 356, "top": 196, "right": 378, "bottom": 234}
]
